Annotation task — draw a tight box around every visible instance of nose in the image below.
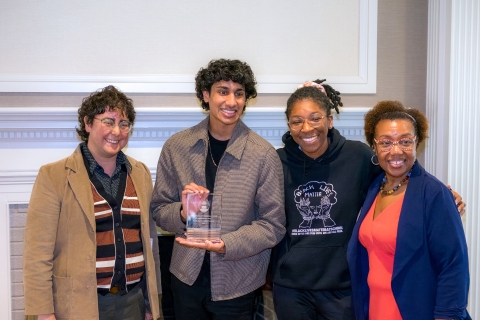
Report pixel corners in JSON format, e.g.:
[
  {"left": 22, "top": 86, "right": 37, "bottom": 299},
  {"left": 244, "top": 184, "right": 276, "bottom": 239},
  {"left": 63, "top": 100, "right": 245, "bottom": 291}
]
[
  {"left": 389, "top": 142, "right": 402, "bottom": 153},
  {"left": 110, "top": 123, "right": 121, "bottom": 135},
  {"left": 225, "top": 93, "right": 236, "bottom": 106},
  {"left": 300, "top": 120, "right": 314, "bottom": 132}
]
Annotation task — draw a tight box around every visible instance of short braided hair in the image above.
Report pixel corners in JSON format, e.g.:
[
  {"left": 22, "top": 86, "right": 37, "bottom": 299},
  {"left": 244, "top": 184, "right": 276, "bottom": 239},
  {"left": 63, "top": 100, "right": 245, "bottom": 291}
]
[
  {"left": 285, "top": 79, "right": 343, "bottom": 119},
  {"left": 313, "top": 79, "right": 343, "bottom": 114}
]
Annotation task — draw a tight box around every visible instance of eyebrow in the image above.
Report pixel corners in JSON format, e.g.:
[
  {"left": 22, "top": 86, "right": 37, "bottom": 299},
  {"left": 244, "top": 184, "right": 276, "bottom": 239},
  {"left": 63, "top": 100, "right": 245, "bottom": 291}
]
[
  {"left": 377, "top": 134, "right": 415, "bottom": 139},
  {"left": 215, "top": 86, "right": 245, "bottom": 92},
  {"left": 290, "top": 113, "right": 325, "bottom": 118},
  {"left": 100, "top": 117, "right": 129, "bottom": 122}
]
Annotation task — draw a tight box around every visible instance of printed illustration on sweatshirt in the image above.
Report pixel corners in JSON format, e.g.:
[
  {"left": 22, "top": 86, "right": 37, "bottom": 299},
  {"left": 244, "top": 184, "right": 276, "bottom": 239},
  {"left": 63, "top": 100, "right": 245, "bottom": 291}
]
[{"left": 291, "top": 181, "right": 343, "bottom": 236}]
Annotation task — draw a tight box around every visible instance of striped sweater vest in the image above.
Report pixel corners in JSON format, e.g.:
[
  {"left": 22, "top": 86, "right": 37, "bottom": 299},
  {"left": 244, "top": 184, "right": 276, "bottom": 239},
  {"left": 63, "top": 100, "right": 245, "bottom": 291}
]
[{"left": 91, "top": 174, "right": 145, "bottom": 294}]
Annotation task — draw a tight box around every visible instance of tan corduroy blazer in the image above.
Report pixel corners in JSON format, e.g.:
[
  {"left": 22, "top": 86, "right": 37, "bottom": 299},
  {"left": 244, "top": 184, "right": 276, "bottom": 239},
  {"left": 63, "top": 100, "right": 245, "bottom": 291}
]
[{"left": 23, "top": 145, "right": 161, "bottom": 320}]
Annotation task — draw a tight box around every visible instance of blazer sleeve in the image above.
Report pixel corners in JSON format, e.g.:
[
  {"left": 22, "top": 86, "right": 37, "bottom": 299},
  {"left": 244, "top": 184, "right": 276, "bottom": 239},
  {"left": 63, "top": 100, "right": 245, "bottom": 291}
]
[
  {"left": 23, "top": 166, "right": 61, "bottom": 315},
  {"left": 150, "top": 140, "right": 185, "bottom": 235},
  {"left": 425, "top": 184, "right": 470, "bottom": 318},
  {"left": 220, "top": 147, "right": 286, "bottom": 261},
  {"left": 141, "top": 162, "right": 162, "bottom": 295}
]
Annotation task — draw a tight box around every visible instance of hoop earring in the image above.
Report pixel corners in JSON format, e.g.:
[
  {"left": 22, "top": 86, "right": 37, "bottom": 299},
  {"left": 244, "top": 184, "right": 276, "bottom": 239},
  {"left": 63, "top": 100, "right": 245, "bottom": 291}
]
[{"left": 371, "top": 154, "right": 379, "bottom": 166}]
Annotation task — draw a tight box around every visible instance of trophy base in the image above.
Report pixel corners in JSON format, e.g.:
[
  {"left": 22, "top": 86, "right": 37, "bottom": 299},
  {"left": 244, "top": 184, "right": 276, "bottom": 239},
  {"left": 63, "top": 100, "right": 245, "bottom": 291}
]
[{"left": 187, "top": 228, "right": 221, "bottom": 243}]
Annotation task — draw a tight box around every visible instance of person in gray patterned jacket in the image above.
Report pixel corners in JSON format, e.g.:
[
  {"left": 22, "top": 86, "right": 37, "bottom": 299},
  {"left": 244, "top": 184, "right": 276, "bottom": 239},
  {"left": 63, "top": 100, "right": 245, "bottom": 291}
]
[{"left": 150, "top": 59, "right": 286, "bottom": 320}]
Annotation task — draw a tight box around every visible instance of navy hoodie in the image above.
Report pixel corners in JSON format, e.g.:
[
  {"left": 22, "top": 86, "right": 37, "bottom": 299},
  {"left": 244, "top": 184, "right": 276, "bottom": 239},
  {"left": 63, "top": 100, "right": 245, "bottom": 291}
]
[{"left": 272, "top": 128, "right": 382, "bottom": 291}]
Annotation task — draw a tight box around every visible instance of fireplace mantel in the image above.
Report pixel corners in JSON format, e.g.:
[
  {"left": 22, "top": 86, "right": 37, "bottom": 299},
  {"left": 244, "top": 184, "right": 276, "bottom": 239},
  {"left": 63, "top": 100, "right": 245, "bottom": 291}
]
[{"left": 0, "top": 107, "right": 368, "bottom": 184}]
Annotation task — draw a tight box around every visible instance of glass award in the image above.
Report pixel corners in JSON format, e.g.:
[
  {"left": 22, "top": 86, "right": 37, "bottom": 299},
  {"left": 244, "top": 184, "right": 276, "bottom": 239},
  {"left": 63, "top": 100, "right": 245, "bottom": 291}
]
[{"left": 186, "top": 193, "right": 221, "bottom": 243}]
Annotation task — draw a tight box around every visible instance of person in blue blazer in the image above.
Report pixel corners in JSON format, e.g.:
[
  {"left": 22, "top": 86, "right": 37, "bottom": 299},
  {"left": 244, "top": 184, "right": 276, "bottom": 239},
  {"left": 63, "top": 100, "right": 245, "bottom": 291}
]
[{"left": 347, "top": 100, "right": 470, "bottom": 320}]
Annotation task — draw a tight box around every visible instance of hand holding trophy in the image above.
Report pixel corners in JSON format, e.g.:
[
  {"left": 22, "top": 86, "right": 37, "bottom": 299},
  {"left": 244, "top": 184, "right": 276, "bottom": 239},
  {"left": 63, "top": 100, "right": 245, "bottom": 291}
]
[{"left": 177, "top": 183, "right": 224, "bottom": 253}]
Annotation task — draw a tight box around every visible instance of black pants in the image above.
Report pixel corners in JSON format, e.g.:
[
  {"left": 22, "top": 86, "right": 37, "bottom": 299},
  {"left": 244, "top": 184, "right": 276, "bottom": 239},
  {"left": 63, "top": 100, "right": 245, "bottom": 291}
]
[
  {"left": 273, "top": 284, "right": 354, "bottom": 320},
  {"left": 171, "top": 254, "right": 255, "bottom": 320},
  {"left": 159, "top": 235, "right": 176, "bottom": 319}
]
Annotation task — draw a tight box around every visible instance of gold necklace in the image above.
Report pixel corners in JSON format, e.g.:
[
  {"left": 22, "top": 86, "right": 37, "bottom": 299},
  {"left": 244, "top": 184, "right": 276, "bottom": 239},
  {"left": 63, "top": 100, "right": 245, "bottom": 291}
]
[{"left": 208, "top": 138, "right": 218, "bottom": 167}]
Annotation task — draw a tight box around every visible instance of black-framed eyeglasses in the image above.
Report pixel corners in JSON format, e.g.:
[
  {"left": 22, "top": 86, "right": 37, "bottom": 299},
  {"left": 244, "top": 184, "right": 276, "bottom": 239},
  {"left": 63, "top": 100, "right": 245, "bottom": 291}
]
[
  {"left": 374, "top": 136, "right": 416, "bottom": 152},
  {"left": 94, "top": 117, "right": 132, "bottom": 133},
  {"left": 288, "top": 115, "right": 327, "bottom": 131}
]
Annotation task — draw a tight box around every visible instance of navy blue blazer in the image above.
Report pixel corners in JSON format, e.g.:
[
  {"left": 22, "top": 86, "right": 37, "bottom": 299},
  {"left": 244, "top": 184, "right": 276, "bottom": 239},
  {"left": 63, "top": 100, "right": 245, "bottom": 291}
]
[{"left": 347, "top": 162, "right": 470, "bottom": 320}]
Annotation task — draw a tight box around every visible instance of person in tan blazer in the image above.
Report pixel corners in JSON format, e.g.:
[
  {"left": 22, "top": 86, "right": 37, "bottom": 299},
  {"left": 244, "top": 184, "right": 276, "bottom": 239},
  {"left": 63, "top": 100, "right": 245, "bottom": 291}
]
[{"left": 23, "top": 86, "right": 161, "bottom": 320}]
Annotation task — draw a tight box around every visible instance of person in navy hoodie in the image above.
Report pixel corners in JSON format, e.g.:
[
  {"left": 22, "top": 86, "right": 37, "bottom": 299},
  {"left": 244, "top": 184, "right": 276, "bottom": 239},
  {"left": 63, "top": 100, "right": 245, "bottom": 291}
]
[
  {"left": 347, "top": 100, "right": 470, "bottom": 319},
  {"left": 271, "top": 81, "right": 466, "bottom": 320}
]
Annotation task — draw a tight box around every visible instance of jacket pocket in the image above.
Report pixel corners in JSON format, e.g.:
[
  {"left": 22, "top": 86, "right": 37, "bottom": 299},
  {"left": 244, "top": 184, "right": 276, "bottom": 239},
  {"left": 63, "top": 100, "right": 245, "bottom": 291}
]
[
  {"left": 52, "top": 275, "right": 73, "bottom": 319},
  {"left": 274, "top": 245, "right": 351, "bottom": 290}
]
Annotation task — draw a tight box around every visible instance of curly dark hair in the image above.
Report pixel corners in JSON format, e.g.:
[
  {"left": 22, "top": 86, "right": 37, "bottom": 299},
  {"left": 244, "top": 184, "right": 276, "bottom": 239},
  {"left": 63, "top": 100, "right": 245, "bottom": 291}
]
[
  {"left": 364, "top": 100, "right": 429, "bottom": 148},
  {"left": 285, "top": 79, "right": 343, "bottom": 119},
  {"left": 76, "top": 85, "right": 136, "bottom": 142},
  {"left": 195, "top": 59, "right": 257, "bottom": 111}
]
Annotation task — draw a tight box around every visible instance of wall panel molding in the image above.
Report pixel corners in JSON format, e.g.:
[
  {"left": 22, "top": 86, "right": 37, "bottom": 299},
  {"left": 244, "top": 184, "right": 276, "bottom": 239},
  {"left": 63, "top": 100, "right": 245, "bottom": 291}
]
[{"left": 0, "top": 0, "right": 377, "bottom": 94}]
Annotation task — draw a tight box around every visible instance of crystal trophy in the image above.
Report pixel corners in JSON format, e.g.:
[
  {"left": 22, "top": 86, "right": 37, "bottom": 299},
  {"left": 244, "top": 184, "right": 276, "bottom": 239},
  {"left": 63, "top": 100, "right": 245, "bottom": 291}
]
[{"left": 186, "top": 193, "right": 221, "bottom": 243}]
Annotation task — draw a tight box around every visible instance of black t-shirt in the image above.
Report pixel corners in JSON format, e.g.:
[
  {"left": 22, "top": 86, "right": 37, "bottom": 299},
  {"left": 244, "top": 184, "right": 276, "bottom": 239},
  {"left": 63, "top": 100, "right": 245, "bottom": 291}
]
[
  {"left": 199, "top": 131, "right": 229, "bottom": 282},
  {"left": 205, "top": 131, "right": 229, "bottom": 192}
]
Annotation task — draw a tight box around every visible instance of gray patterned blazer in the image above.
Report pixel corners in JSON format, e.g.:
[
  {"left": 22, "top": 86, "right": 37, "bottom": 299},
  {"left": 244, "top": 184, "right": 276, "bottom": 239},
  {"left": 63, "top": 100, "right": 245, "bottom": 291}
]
[{"left": 151, "top": 116, "right": 285, "bottom": 301}]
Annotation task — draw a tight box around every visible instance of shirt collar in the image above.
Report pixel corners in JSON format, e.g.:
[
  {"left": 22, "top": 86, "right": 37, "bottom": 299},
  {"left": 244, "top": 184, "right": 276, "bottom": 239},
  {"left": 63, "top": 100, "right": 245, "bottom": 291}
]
[{"left": 80, "top": 142, "right": 131, "bottom": 174}]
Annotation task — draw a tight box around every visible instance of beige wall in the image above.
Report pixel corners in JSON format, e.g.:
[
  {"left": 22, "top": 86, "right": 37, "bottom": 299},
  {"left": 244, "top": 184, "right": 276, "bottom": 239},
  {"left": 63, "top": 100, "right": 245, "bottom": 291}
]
[
  {"left": 344, "top": 0, "right": 428, "bottom": 112},
  {"left": 0, "top": 1, "right": 428, "bottom": 113}
]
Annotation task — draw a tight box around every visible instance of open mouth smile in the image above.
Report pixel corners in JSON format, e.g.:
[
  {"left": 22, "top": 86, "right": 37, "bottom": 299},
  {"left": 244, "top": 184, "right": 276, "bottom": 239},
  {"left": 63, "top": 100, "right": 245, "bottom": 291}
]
[
  {"left": 388, "top": 159, "right": 406, "bottom": 167},
  {"left": 302, "top": 136, "right": 318, "bottom": 143},
  {"left": 221, "top": 108, "right": 237, "bottom": 117},
  {"left": 105, "top": 138, "right": 119, "bottom": 144}
]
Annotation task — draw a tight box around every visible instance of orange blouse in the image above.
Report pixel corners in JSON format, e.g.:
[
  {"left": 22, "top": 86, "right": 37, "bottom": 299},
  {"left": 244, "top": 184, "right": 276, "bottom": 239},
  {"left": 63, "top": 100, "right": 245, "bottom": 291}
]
[{"left": 359, "top": 194, "right": 404, "bottom": 320}]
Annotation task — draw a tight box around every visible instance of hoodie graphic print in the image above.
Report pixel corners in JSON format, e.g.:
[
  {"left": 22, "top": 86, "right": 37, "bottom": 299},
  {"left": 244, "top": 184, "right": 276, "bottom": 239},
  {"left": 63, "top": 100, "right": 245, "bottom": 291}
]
[{"left": 292, "top": 180, "right": 342, "bottom": 235}]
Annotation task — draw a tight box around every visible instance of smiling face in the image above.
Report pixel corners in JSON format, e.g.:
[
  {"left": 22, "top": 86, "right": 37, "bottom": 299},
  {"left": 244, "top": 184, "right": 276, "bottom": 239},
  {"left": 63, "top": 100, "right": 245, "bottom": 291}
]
[
  {"left": 374, "top": 119, "right": 417, "bottom": 183},
  {"left": 203, "top": 80, "right": 246, "bottom": 139},
  {"left": 288, "top": 99, "right": 333, "bottom": 159},
  {"left": 85, "top": 108, "right": 130, "bottom": 163}
]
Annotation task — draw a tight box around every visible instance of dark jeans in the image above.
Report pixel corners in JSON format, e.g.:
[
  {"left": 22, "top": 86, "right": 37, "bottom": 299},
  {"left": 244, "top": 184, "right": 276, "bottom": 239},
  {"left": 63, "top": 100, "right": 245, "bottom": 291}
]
[
  {"left": 273, "top": 284, "right": 354, "bottom": 320},
  {"left": 97, "top": 279, "right": 146, "bottom": 320},
  {"left": 171, "top": 254, "right": 255, "bottom": 320}
]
